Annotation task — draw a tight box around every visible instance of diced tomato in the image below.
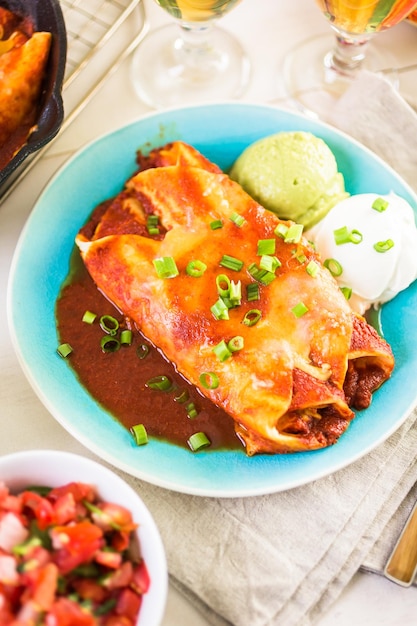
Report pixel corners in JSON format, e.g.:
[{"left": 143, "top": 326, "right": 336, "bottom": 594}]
[
  {"left": 115, "top": 587, "right": 142, "bottom": 621},
  {"left": 94, "top": 550, "right": 122, "bottom": 569},
  {"left": 24, "top": 562, "right": 58, "bottom": 611},
  {"left": 71, "top": 578, "right": 107, "bottom": 603},
  {"left": 109, "top": 531, "right": 130, "bottom": 553},
  {"left": 48, "top": 483, "right": 96, "bottom": 505},
  {"left": 131, "top": 560, "right": 150, "bottom": 595},
  {"left": 102, "top": 616, "right": 133, "bottom": 626},
  {"left": 46, "top": 597, "right": 96, "bottom": 626},
  {"left": 102, "top": 562, "right": 133, "bottom": 590},
  {"left": 49, "top": 492, "right": 77, "bottom": 526},
  {"left": 90, "top": 504, "right": 137, "bottom": 534},
  {"left": 19, "top": 492, "right": 54, "bottom": 530},
  {"left": 50, "top": 521, "right": 103, "bottom": 574}
]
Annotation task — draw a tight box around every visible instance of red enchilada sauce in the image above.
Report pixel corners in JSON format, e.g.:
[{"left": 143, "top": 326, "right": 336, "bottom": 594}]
[{"left": 56, "top": 248, "right": 241, "bottom": 452}]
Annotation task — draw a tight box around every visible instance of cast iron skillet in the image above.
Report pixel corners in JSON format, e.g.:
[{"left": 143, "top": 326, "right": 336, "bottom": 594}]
[{"left": 0, "top": 0, "right": 67, "bottom": 189}]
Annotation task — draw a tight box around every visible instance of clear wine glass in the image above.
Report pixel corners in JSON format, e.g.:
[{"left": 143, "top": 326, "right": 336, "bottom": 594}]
[
  {"left": 283, "top": 0, "right": 417, "bottom": 120},
  {"left": 131, "top": 0, "right": 251, "bottom": 109}
]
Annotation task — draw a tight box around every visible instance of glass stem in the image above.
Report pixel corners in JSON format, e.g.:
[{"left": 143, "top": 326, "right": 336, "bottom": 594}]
[
  {"left": 325, "top": 32, "right": 373, "bottom": 76},
  {"left": 175, "top": 21, "right": 218, "bottom": 73}
]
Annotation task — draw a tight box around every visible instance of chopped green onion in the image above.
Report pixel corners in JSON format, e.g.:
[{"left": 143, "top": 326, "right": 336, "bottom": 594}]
[
  {"left": 284, "top": 223, "right": 304, "bottom": 243},
  {"left": 257, "top": 238, "right": 276, "bottom": 255},
  {"left": 274, "top": 223, "right": 289, "bottom": 238},
  {"left": 247, "top": 283, "right": 260, "bottom": 302},
  {"left": 146, "top": 215, "right": 160, "bottom": 236},
  {"left": 374, "top": 239, "right": 394, "bottom": 253},
  {"left": 216, "top": 274, "right": 231, "bottom": 297},
  {"left": 57, "top": 343, "right": 73, "bottom": 358},
  {"left": 248, "top": 263, "right": 276, "bottom": 285},
  {"left": 210, "top": 219, "right": 223, "bottom": 230},
  {"left": 334, "top": 226, "right": 363, "bottom": 245},
  {"left": 186, "top": 259, "right": 207, "bottom": 277},
  {"left": 187, "top": 432, "right": 211, "bottom": 452},
  {"left": 136, "top": 343, "right": 150, "bottom": 359},
  {"left": 100, "top": 336, "right": 120, "bottom": 353},
  {"left": 228, "top": 336, "right": 244, "bottom": 353},
  {"left": 259, "top": 255, "right": 281, "bottom": 273},
  {"left": 211, "top": 298, "right": 229, "bottom": 320},
  {"left": 291, "top": 302, "right": 309, "bottom": 318},
  {"left": 186, "top": 402, "right": 199, "bottom": 419},
  {"left": 130, "top": 423, "right": 148, "bottom": 446},
  {"left": 153, "top": 256, "right": 179, "bottom": 278},
  {"left": 229, "top": 280, "right": 242, "bottom": 305},
  {"left": 100, "top": 315, "right": 119, "bottom": 336},
  {"left": 174, "top": 389, "right": 190, "bottom": 403},
  {"left": 219, "top": 254, "right": 244, "bottom": 272},
  {"left": 242, "top": 309, "right": 262, "bottom": 326},
  {"left": 120, "top": 329, "right": 133, "bottom": 345},
  {"left": 306, "top": 260, "right": 319, "bottom": 277},
  {"left": 94, "top": 598, "right": 118, "bottom": 616},
  {"left": 213, "top": 339, "right": 232, "bottom": 362},
  {"left": 323, "top": 258, "right": 343, "bottom": 277},
  {"left": 199, "top": 372, "right": 220, "bottom": 390},
  {"left": 82, "top": 310, "right": 96, "bottom": 324},
  {"left": 372, "top": 197, "right": 389, "bottom": 212},
  {"left": 229, "top": 212, "right": 246, "bottom": 227},
  {"left": 340, "top": 286, "right": 352, "bottom": 300},
  {"left": 146, "top": 375, "right": 174, "bottom": 391}
]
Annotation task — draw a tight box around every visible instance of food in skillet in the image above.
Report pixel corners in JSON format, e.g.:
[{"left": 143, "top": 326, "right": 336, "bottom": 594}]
[
  {"left": 75, "top": 141, "right": 394, "bottom": 455},
  {"left": 0, "top": 5, "right": 51, "bottom": 170},
  {"left": 0, "top": 480, "right": 150, "bottom": 625}
]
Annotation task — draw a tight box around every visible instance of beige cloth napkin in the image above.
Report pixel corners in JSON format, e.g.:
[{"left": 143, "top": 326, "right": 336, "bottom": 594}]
[{"left": 3, "top": 71, "right": 417, "bottom": 626}]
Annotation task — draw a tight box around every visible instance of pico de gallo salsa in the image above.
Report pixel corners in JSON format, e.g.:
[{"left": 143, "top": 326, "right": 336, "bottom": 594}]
[{"left": 0, "top": 480, "right": 150, "bottom": 625}]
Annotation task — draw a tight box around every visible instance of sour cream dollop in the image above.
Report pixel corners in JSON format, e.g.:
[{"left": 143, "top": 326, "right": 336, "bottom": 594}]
[{"left": 307, "top": 192, "right": 417, "bottom": 314}]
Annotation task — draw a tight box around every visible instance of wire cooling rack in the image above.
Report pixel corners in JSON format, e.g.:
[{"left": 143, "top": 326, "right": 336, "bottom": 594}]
[{"left": 0, "top": 0, "right": 149, "bottom": 201}]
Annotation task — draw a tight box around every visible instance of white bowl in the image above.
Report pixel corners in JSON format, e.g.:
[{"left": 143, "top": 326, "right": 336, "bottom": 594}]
[{"left": 0, "top": 449, "right": 168, "bottom": 626}]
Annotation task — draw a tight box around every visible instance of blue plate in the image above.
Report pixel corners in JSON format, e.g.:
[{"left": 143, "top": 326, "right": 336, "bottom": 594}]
[{"left": 7, "top": 103, "right": 417, "bottom": 497}]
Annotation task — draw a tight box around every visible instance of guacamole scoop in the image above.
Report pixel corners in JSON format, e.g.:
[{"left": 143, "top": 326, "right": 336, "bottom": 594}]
[{"left": 230, "top": 131, "right": 349, "bottom": 229}]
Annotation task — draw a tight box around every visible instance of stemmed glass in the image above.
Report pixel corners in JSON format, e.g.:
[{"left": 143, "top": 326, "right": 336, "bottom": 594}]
[
  {"left": 131, "top": 0, "right": 251, "bottom": 109},
  {"left": 283, "top": 0, "right": 417, "bottom": 120}
]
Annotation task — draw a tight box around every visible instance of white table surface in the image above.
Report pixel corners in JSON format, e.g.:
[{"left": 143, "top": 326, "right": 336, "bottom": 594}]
[{"left": 1, "top": 1, "right": 417, "bottom": 624}]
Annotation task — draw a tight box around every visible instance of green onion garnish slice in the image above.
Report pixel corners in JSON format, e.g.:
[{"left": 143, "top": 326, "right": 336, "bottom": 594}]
[
  {"left": 323, "top": 258, "right": 343, "bottom": 277},
  {"left": 216, "top": 274, "right": 231, "bottom": 297},
  {"left": 187, "top": 432, "right": 211, "bottom": 452},
  {"left": 210, "top": 219, "right": 223, "bottom": 230},
  {"left": 291, "top": 302, "right": 309, "bottom": 318},
  {"left": 334, "top": 226, "right": 363, "bottom": 245},
  {"left": 229, "top": 280, "right": 242, "bottom": 305},
  {"left": 257, "top": 238, "right": 276, "bottom": 255},
  {"left": 229, "top": 212, "right": 246, "bottom": 227},
  {"left": 100, "top": 336, "right": 120, "bottom": 353},
  {"left": 146, "top": 214, "right": 160, "bottom": 235},
  {"left": 186, "top": 402, "right": 199, "bottom": 419},
  {"left": 374, "top": 239, "right": 394, "bottom": 253},
  {"left": 130, "top": 423, "right": 148, "bottom": 446},
  {"left": 372, "top": 197, "right": 389, "bottom": 212},
  {"left": 259, "top": 255, "right": 281, "bottom": 273},
  {"left": 57, "top": 343, "right": 73, "bottom": 358},
  {"left": 228, "top": 336, "right": 244, "bottom": 353},
  {"left": 82, "top": 310, "right": 96, "bottom": 324},
  {"left": 146, "top": 375, "right": 174, "bottom": 391},
  {"left": 340, "top": 286, "right": 352, "bottom": 300},
  {"left": 295, "top": 253, "right": 306, "bottom": 264},
  {"left": 284, "top": 223, "right": 304, "bottom": 243},
  {"left": 213, "top": 339, "right": 232, "bottom": 362},
  {"left": 242, "top": 309, "right": 262, "bottom": 326},
  {"left": 219, "top": 254, "right": 244, "bottom": 272},
  {"left": 174, "top": 389, "right": 189, "bottom": 403},
  {"left": 120, "top": 329, "right": 133, "bottom": 345},
  {"left": 211, "top": 298, "right": 229, "bottom": 320},
  {"left": 186, "top": 259, "right": 207, "bottom": 277},
  {"left": 247, "top": 283, "right": 260, "bottom": 302},
  {"left": 306, "top": 260, "right": 319, "bottom": 277},
  {"left": 137, "top": 343, "right": 150, "bottom": 359},
  {"left": 153, "top": 256, "right": 179, "bottom": 278},
  {"left": 274, "top": 223, "right": 289, "bottom": 238},
  {"left": 248, "top": 263, "right": 276, "bottom": 286},
  {"left": 100, "top": 315, "right": 119, "bottom": 336},
  {"left": 199, "top": 372, "right": 220, "bottom": 390}
]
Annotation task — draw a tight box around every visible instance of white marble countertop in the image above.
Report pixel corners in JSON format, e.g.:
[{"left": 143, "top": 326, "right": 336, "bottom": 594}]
[{"left": 1, "top": 0, "right": 417, "bottom": 624}]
